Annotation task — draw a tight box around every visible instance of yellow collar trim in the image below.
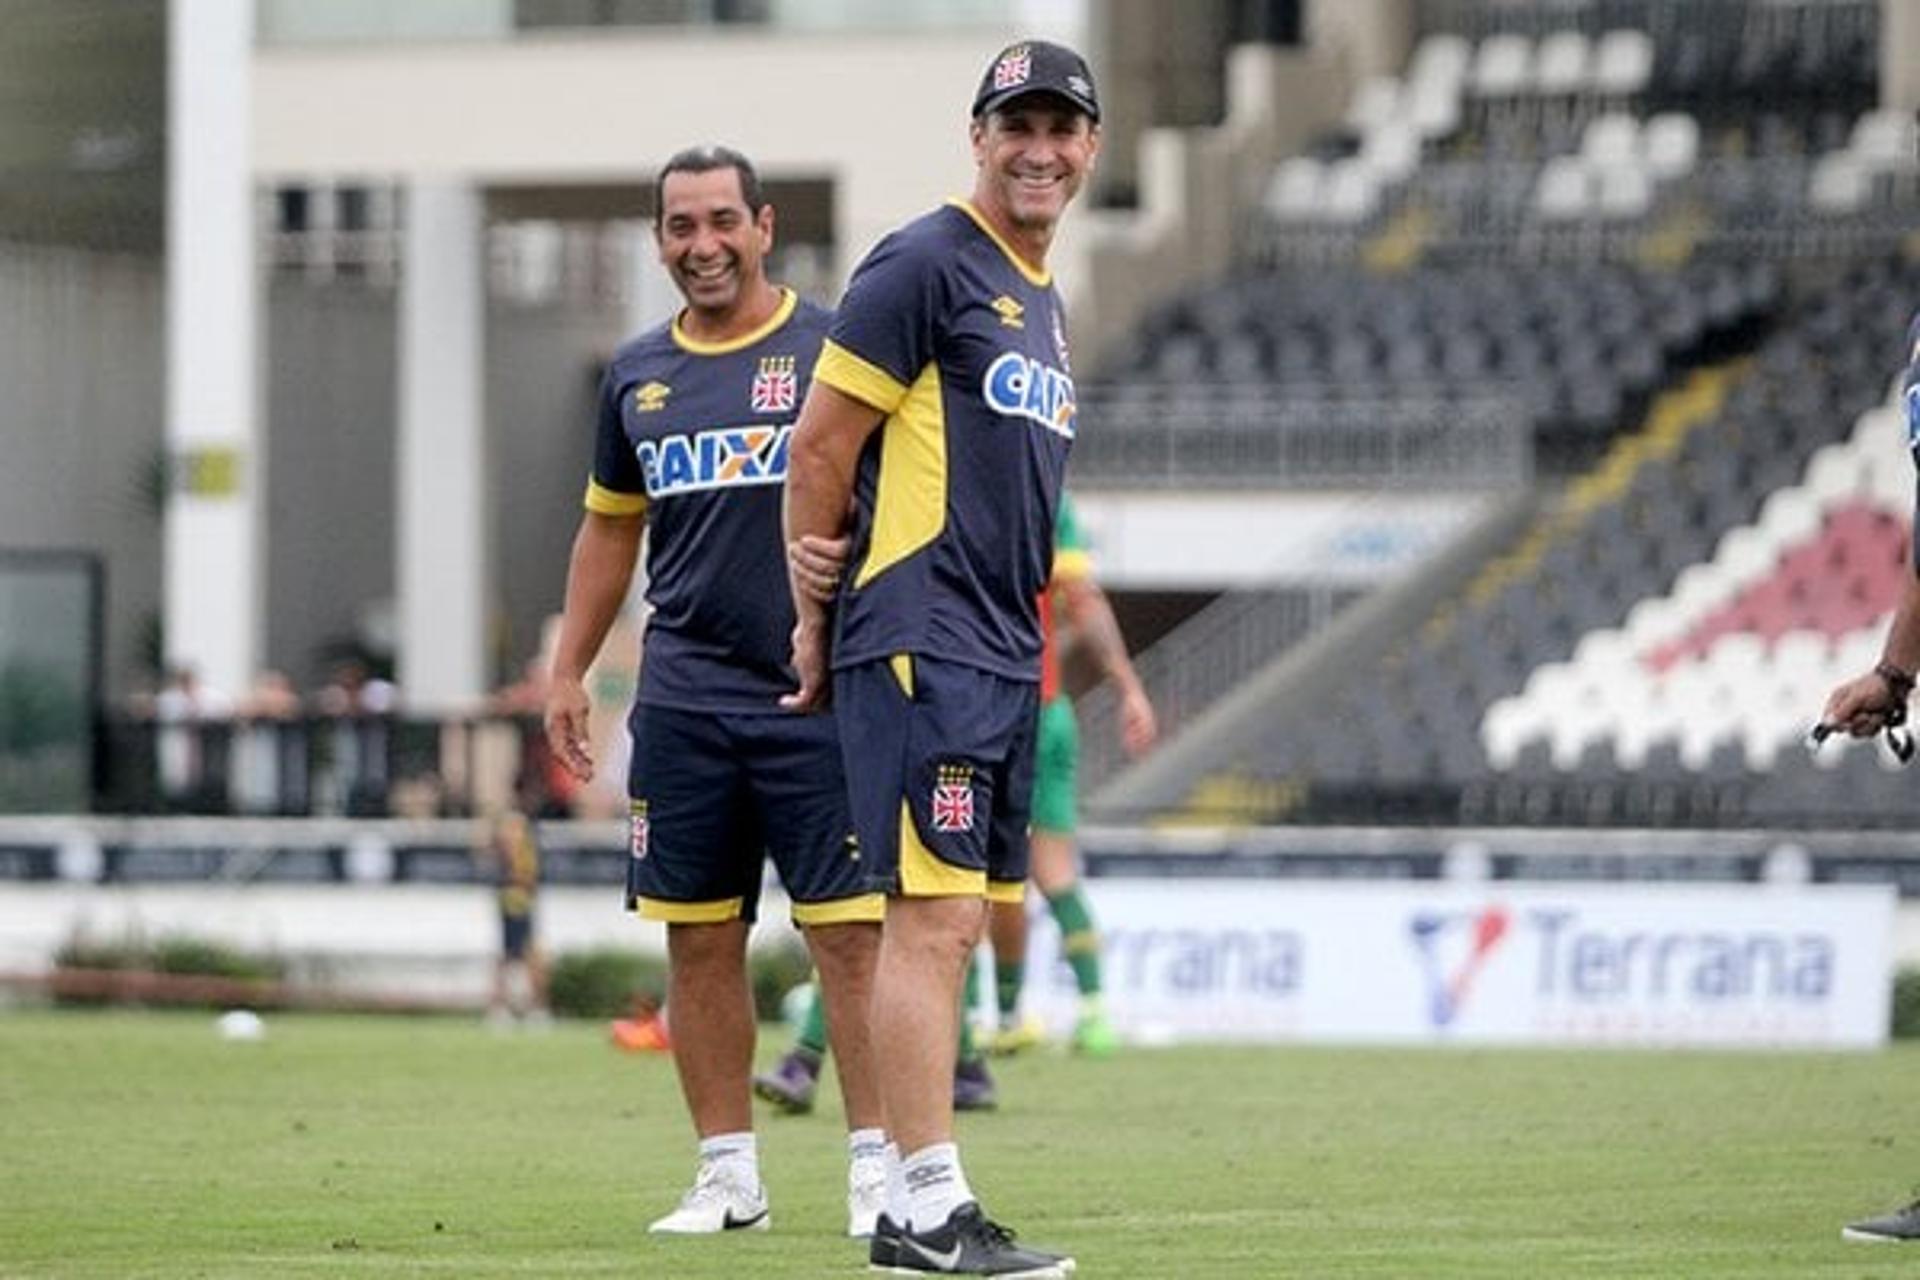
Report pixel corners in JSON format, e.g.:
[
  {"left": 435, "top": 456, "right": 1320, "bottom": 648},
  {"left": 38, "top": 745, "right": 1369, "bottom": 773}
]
[
  {"left": 671, "top": 287, "right": 797, "bottom": 355},
  {"left": 946, "top": 199, "right": 1051, "bottom": 288}
]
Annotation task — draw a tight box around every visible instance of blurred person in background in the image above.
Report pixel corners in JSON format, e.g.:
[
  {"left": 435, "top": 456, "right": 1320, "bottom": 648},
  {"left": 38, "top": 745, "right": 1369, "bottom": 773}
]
[
  {"left": 543, "top": 145, "right": 885, "bottom": 1241},
  {"left": 313, "top": 655, "right": 397, "bottom": 815},
  {"left": 780, "top": 39, "right": 1100, "bottom": 1278},
  {"left": 757, "top": 491, "right": 1157, "bottom": 1115},
  {"left": 231, "top": 669, "right": 304, "bottom": 815},
  {"left": 1818, "top": 308, "right": 1920, "bottom": 1245},
  {"left": 984, "top": 490, "right": 1156, "bottom": 1059},
  {"left": 152, "top": 664, "right": 231, "bottom": 811},
  {"left": 478, "top": 781, "right": 551, "bottom": 1029}
]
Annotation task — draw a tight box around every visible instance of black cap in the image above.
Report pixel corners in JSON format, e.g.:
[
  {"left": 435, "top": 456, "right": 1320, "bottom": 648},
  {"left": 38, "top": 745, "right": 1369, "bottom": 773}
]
[{"left": 970, "top": 40, "right": 1099, "bottom": 124}]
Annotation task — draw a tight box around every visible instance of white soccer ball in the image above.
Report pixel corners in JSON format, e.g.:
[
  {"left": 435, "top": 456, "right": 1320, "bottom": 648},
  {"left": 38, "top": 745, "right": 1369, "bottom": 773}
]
[{"left": 216, "top": 1009, "right": 266, "bottom": 1042}]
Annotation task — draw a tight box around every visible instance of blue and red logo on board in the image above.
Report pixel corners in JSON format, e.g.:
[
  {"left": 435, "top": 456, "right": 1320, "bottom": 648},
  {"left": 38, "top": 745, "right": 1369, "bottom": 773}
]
[{"left": 1407, "top": 904, "right": 1511, "bottom": 1029}]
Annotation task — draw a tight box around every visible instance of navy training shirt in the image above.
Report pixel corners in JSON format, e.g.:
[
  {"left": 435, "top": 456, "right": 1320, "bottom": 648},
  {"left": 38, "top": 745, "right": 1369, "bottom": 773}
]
[
  {"left": 813, "top": 200, "right": 1076, "bottom": 681},
  {"left": 586, "top": 288, "right": 829, "bottom": 712}
]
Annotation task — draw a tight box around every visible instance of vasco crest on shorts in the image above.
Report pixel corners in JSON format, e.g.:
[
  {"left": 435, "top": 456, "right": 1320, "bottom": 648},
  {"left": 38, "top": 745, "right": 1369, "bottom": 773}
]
[
  {"left": 932, "top": 762, "right": 977, "bottom": 833},
  {"left": 629, "top": 799, "right": 650, "bottom": 861}
]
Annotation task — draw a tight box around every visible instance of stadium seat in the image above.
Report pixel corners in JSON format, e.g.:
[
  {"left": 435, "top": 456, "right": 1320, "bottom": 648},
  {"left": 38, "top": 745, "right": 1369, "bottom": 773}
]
[
  {"left": 1534, "top": 156, "right": 1592, "bottom": 220},
  {"left": 1641, "top": 113, "right": 1700, "bottom": 181},
  {"left": 1264, "top": 157, "right": 1324, "bottom": 223},
  {"left": 1533, "top": 31, "right": 1590, "bottom": 99},
  {"left": 1809, "top": 155, "right": 1869, "bottom": 214},
  {"left": 1591, "top": 30, "right": 1653, "bottom": 102},
  {"left": 1471, "top": 34, "right": 1533, "bottom": 101}
]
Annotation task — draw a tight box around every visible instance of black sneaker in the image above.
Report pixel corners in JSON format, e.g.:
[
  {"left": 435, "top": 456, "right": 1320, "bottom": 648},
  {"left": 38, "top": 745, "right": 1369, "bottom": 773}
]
[
  {"left": 869, "top": 1212, "right": 903, "bottom": 1269},
  {"left": 873, "top": 1202, "right": 1074, "bottom": 1277},
  {"left": 1843, "top": 1198, "right": 1920, "bottom": 1242}
]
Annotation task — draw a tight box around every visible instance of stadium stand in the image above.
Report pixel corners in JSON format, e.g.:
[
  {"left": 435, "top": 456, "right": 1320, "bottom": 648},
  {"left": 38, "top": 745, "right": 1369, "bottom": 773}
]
[
  {"left": 1095, "top": 255, "right": 1920, "bottom": 828},
  {"left": 1078, "top": 0, "right": 1920, "bottom": 833}
]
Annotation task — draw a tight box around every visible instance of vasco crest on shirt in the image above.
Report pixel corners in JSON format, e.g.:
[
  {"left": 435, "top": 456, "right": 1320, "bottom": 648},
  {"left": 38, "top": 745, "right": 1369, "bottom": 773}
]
[{"left": 751, "top": 354, "right": 798, "bottom": 413}]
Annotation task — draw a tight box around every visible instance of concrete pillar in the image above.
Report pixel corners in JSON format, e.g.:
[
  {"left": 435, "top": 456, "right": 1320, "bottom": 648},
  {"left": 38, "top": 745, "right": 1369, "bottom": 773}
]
[
  {"left": 165, "top": 0, "right": 261, "bottom": 699},
  {"left": 1885, "top": 0, "right": 1920, "bottom": 114},
  {"left": 1306, "top": 0, "right": 1414, "bottom": 83},
  {"left": 396, "top": 180, "right": 487, "bottom": 711}
]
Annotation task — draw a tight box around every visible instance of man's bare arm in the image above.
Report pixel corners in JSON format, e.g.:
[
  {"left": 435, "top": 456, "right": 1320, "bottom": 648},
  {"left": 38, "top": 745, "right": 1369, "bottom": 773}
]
[
  {"left": 1057, "top": 574, "right": 1158, "bottom": 757},
  {"left": 781, "top": 382, "right": 884, "bottom": 710},
  {"left": 545, "top": 510, "right": 644, "bottom": 778}
]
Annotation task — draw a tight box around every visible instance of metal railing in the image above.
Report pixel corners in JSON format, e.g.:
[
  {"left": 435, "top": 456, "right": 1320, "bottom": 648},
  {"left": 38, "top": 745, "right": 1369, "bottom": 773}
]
[
  {"left": 1248, "top": 156, "right": 1920, "bottom": 268},
  {"left": 1076, "top": 585, "right": 1361, "bottom": 798},
  {"left": 1071, "top": 388, "right": 1532, "bottom": 489},
  {"left": 92, "top": 712, "right": 559, "bottom": 820}
]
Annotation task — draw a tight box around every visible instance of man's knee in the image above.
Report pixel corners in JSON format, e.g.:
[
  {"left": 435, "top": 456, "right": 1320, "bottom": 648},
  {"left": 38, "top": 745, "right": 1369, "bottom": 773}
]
[
  {"left": 806, "top": 920, "right": 881, "bottom": 968},
  {"left": 668, "top": 919, "right": 749, "bottom": 966},
  {"left": 889, "top": 896, "right": 985, "bottom": 965}
]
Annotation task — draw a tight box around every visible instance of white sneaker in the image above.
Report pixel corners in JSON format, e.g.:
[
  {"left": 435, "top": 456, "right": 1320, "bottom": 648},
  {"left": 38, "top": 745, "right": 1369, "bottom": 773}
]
[
  {"left": 647, "top": 1161, "right": 770, "bottom": 1234},
  {"left": 846, "top": 1154, "right": 888, "bottom": 1238}
]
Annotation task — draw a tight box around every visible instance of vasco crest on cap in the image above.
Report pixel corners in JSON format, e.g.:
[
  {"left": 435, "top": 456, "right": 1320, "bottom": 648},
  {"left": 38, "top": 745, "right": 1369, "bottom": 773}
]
[{"left": 993, "top": 45, "right": 1032, "bottom": 91}]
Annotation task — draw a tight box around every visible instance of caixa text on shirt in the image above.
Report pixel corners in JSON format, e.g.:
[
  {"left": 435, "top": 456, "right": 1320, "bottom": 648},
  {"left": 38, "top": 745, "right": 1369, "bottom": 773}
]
[
  {"left": 636, "top": 423, "right": 793, "bottom": 496},
  {"left": 983, "top": 350, "right": 1076, "bottom": 440}
]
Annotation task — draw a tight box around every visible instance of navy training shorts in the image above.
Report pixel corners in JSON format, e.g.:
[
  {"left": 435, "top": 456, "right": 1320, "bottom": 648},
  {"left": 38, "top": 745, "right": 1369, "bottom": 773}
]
[
  {"left": 624, "top": 704, "right": 882, "bottom": 927},
  {"left": 833, "top": 653, "right": 1037, "bottom": 902}
]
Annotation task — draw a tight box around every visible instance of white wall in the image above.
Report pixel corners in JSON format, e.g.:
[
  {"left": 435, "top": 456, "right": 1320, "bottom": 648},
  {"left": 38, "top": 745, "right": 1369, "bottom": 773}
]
[
  {"left": 1073, "top": 491, "right": 1498, "bottom": 589},
  {"left": 253, "top": 31, "right": 1013, "bottom": 275}
]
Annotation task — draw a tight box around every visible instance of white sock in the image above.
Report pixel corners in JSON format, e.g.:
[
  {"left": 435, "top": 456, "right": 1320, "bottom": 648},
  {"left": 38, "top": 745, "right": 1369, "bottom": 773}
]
[
  {"left": 901, "top": 1141, "right": 975, "bottom": 1232},
  {"left": 884, "top": 1141, "right": 910, "bottom": 1229},
  {"left": 849, "top": 1127, "right": 888, "bottom": 1164},
  {"left": 697, "top": 1131, "right": 759, "bottom": 1187}
]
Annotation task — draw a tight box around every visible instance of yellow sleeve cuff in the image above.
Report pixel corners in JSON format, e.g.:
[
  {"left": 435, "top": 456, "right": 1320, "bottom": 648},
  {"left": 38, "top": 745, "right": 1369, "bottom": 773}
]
[
  {"left": 584, "top": 477, "right": 647, "bottom": 516},
  {"left": 1051, "top": 548, "right": 1093, "bottom": 582},
  {"left": 815, "top": 340, "right": 909, "bottom": 415}
]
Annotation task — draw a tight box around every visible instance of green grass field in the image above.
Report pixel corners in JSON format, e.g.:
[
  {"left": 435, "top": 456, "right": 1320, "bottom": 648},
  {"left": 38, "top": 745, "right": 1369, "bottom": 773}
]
[{"left": 3, "top": 1010, "right": 1918, "bottom": 1277}]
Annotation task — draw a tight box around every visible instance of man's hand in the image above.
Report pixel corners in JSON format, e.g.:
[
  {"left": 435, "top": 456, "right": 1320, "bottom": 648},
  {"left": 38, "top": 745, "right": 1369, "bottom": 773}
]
[
  {"left": 1118, "top": 685, "right": 1159, "bottom": 758},
  {"left": 788, "top": 534, "right": 851, "bottom": 605},
  {"left": 782, "top": 617, "right": 832, "bottom": 712},
  {"left": 544, "top": 675, "right": 596, "bottom": 781},
  {"left": 1819, "top": 667, "right": 1908, "bottom": 740}
]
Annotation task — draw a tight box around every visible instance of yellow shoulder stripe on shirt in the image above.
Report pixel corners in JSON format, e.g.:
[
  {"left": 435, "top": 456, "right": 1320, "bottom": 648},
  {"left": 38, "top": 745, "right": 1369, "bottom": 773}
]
[
  {"left": 815, "top": 340, "right": 910, "bottom": 415},
  {"left": 584, "top": 477, "right": 647, "bottom": 516}
]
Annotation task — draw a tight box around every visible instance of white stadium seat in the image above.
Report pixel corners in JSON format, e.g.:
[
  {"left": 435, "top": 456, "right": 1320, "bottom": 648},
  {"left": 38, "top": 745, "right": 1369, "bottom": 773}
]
[
  {"left": 1535, "top": 155, "right": 1592, "bottom": 220},
  {"left": 1347, "top": 76, "right": 1401, "bottom": 134},
  {"left": 1582, "top": 113, "right": 1640, "bottom": 168},
  {"left": 1470, "top": 34, "right": 1532, "bottom": 99},
  {"left": 1642, "top": 113, "right": 1700, "bottom": 181},
  {"left": 1591, "top": 29, "right": 1653, "bottom": 98},
  {"left": 1533, "top": 31, "right": 1590, "bottom": 97},
  {"left": 1264, "top": 157, "right": 1324, "bottom": 223},
  {"left": 1809, "top": 155, "right": 1869, "bottom": 214}
]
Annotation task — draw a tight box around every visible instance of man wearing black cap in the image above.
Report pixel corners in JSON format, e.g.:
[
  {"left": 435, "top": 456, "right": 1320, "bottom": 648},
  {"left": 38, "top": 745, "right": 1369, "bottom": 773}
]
[{"left": 780, "top": 37, "right": 1100, "bottom": 1278}]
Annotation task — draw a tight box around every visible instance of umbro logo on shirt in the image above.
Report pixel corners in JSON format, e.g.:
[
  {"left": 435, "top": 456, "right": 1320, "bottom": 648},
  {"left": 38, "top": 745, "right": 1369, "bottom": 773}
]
[
  {"left": 634, "top": 381, "right": 672, "bottom": 412},
  {"left": 990, "top": 295, "right": 1026, "bottom": 329}
]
